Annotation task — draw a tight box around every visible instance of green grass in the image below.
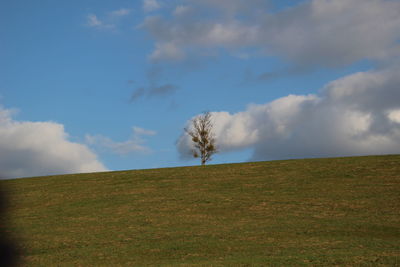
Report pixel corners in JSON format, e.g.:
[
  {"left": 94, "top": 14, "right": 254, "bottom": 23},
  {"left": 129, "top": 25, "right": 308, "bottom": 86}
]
[{"left": 1, "top": 155, "right": 400, "bottom": 266}]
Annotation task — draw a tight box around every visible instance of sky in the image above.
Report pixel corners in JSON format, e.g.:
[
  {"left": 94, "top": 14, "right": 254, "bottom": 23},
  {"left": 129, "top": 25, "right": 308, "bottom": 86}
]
[{"left": 1, "top": 0, "right": 400, "bottom": 179}]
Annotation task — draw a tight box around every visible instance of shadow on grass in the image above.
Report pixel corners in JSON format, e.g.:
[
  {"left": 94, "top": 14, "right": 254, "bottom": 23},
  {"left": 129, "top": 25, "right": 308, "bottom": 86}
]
[{"left": 0, "top": 185, "right": 19, "bottom": 266}]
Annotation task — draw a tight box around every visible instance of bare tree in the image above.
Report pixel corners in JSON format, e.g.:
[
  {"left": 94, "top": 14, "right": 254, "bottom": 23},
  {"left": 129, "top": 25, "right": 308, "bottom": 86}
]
[{"left": 185, "top": 111, "right": 218, "bottom": 165}]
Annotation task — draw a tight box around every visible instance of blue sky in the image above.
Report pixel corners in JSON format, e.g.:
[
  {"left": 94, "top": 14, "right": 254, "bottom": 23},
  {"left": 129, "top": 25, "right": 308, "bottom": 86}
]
[{"left": 1, "top": 0, "right": 400, "bottom": 178}]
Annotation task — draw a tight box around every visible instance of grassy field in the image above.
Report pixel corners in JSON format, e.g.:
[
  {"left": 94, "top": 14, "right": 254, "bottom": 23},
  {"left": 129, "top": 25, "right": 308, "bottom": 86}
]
[{"left": 1, "top": 155, "right": 400, "bottom": 266}]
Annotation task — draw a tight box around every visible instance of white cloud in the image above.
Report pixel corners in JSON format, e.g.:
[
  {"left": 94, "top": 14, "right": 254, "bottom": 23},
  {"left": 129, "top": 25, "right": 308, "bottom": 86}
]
[
  {"left": 143, "top": 0, "right": 161, "bottom": 12},
  {"left": 0, "top": 107, "right": 107, "bottom": 179},
  {"left": 86, "top": 126, "right": 156, "bottom": 155},
  {"left": 142, "top": 0, "right": 400, "bottom": 66},
  {"left": 177, "top": 66, "right": 400, "bottom": 160}
]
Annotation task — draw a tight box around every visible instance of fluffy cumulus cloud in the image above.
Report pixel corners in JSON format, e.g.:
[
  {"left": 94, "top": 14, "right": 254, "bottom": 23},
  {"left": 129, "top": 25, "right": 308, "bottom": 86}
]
[
  {"left": 177, "top": 67, "right": 400, "bottom": 160},
  {"left": 86, "top": 127, "right": 156, "bottom": 155},
  {"left": 142, "top": 0, "right": 400, "bottom": 66},
  {"left": 0, "top": 108, "right": 107, "bottom": 179}
]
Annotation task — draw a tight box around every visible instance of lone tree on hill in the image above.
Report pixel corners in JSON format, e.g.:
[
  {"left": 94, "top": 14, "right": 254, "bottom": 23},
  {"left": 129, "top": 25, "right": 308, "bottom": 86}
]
[{"left": 185, "top": 111, "right": 218, "bottom": 165}]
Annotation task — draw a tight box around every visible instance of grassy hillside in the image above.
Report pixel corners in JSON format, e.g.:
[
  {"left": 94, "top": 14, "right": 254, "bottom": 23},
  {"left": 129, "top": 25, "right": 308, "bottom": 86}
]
[{"left": 1, "top": 155, "right": 400, "bottom": 266}]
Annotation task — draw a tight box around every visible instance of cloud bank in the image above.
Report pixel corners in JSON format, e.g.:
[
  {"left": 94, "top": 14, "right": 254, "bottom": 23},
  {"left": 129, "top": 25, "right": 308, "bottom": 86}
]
[
  {"left": 172, "top": 0, "right": 400, "bottom": 161},
  {"left": 142, "top": 0, "right": 400, "bottom": 66},
  {"left": 0, "top": 107, "right": 107, "bottom": 179},
  {"left": 178, "top": 67, "right": 400, "bottom": 160}
]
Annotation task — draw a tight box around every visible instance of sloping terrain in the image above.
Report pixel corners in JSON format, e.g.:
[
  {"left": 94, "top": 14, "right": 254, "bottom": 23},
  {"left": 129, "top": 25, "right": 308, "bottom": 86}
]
[{"left": 1, "top": 155, "right": 399, "bottom": 266}]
